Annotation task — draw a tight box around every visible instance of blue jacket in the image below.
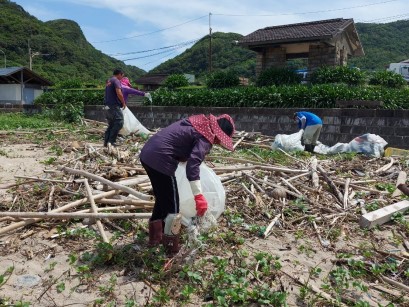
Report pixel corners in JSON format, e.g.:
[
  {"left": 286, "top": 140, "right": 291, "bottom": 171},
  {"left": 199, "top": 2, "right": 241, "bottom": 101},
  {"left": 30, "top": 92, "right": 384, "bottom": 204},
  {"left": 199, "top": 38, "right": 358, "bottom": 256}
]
[{"left": 295, "top": 111, "right": 322, "bottom": 129}]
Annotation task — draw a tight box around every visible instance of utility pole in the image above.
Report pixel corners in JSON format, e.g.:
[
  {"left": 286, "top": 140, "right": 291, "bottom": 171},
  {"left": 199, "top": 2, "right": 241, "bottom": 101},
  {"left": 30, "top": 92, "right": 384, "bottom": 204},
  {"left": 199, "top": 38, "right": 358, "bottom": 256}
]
[
  {"left": 0, "top": 49, "right": 6, "bottom": 68},
  {"left": 208, "top": 12, "right": 212, "bottom": 73},
  {"left": 28, "top": 40, "right": 49, "bottom": 70}
]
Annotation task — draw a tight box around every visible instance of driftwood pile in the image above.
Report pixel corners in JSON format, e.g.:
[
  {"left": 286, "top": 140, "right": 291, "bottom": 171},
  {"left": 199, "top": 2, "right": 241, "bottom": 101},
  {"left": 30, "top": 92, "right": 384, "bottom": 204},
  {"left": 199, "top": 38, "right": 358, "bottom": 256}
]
[{"left": 0, "top": 124, "right": 409, "bottom": 298}]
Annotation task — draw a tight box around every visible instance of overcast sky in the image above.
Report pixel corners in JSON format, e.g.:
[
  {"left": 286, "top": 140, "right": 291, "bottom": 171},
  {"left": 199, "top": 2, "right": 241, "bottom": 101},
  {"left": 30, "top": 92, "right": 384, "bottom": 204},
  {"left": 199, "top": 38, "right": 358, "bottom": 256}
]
[{"left": 11, "top": 0, "right": 409, "bottom": 72}]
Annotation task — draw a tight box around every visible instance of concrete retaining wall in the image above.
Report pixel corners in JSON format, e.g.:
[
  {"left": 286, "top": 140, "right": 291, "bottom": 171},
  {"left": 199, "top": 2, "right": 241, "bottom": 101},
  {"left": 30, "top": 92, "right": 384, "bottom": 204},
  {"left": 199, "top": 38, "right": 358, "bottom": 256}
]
[{"left": 84, "top": 106, "right": 409, "bottom": 149}]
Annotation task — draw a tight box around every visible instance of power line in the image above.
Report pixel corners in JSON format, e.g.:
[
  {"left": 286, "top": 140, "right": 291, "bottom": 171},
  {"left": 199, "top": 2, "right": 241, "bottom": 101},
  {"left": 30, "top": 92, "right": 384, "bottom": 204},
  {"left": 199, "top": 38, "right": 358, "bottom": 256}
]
[
  {"left": 360, "top": 13, "right": 409, "bottom": 22},
  {"left": 142, "top": 49, "right": 181, "bottom": 67},
  {"left": 109, "top": 39, "right": 200, "bottom": 56},
  {"left": 92, "top": 15, "right": 207, "bottom": 44},
  {"left": 213, "top": 0, "right": 398, "bottom": 17},
  {"left": 122, "top": 40, "right": 197, "bottom": 61}
]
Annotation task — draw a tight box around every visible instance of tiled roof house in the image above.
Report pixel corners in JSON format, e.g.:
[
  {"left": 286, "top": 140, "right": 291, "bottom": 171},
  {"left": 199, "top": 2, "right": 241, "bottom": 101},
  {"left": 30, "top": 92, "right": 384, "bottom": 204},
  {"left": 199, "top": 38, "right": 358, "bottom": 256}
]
[
  {"left": 238, "top": 18, "right": 364, "bottom": 75},
  {"left": 134, "top": 73, "right": 169, "bottom": 91}
]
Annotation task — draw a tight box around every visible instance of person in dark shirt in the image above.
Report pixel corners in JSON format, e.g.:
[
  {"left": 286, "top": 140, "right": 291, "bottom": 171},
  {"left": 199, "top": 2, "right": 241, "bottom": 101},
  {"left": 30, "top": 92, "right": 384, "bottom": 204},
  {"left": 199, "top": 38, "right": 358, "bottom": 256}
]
[
  {"left": 104, "top": 69, "right": 126, "bottom": 147},
  {"left": 139, "top": 114, "right": 235, "bottom": 256}
]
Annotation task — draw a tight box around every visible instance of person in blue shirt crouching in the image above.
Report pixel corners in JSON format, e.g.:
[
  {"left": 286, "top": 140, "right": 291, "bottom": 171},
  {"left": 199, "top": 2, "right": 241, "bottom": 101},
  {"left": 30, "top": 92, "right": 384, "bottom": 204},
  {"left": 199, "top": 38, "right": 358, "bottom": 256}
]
[{"left": 293, "top": 111, "right": 323, "bottom": 153}]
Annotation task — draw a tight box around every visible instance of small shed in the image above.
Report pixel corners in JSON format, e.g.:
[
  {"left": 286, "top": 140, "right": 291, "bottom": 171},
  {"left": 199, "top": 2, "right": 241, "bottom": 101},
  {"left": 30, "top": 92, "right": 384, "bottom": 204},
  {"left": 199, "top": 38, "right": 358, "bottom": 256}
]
[
  {"left": 0, "top": 66, "right": 52, "bottom": 105},
  {"left": 238, "top": 18, "right": 364, "bottom": 75},
  {"left": 134, "top": 73, "right": 169, "bottom": 91}
]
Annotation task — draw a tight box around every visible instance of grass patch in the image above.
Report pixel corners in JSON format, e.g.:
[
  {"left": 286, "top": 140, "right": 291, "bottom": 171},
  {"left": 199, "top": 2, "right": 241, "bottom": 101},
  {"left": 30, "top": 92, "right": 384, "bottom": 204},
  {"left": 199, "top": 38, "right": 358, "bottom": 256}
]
[{"left": 0, "top": 112, "right": 70, "bottom": 130}]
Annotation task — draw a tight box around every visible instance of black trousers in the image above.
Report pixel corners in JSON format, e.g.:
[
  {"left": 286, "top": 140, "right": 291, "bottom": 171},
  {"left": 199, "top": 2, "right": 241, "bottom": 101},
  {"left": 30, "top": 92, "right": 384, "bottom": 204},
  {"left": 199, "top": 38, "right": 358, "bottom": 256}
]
[
  {"left": 141, "top": 161, "right": 180, "bottom": 221},
  {"left": 104, "top": 106, "right": 124, "bottom": 145}
]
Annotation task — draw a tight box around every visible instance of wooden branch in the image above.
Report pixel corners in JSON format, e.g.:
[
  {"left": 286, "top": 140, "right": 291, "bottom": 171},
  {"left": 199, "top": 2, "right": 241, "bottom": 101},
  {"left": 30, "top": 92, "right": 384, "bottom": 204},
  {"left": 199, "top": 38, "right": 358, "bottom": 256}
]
[
  {"left": 375, "top": 158, "right": 394, "bottom": 173},
  {"left": 233, "top": 136, "right": 245, "bottom": 150},
  {"left": 59, "top": 166, "right": 152, "bottom": 201},
  {"left": 343, "top": 178, "right": 351, "bottom": 210},
  {"left": 0, "top": 190, "right": 117, "bottom": 236},
  {"left": 0, "top": 212, "right": 152, "bottom": 219},
  {"left": 263, "top": 213, "right": 281, "bottom": 238},
  {"left": 392, "top": 171, "right": 407, "bottom": 198},
  {"left": 47, "top": 185, "right": 55, "bottom": 212},
  {"left": 380, "top": 275, "right": 409, "bottom": 293},
  {"left": 316, "top": 165, "right": 344, "bottom": 205},
  {"left": 14, "top": 176, "right": 73, "bottom": 184}
]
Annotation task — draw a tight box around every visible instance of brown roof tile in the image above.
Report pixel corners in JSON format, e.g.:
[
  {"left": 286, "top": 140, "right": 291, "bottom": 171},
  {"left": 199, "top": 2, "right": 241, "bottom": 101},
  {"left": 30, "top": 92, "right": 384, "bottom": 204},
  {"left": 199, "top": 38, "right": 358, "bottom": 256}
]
[{"left": 239, "top": 18, "right": 354, "bottom": 45}]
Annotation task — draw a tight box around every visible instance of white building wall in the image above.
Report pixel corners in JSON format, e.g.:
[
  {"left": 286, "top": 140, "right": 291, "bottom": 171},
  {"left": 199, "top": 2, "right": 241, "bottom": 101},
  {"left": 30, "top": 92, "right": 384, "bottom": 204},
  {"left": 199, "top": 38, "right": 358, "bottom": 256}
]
[{"left": 0, "top": 84, "right": 21, "bottom": 102}]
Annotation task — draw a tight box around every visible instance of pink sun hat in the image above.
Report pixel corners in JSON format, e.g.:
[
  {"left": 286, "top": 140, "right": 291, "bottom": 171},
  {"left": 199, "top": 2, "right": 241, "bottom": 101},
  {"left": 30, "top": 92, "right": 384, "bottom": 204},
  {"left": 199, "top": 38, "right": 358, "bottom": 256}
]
[{"left": 189, "top": 114, "right": 235, "bottom": 151}]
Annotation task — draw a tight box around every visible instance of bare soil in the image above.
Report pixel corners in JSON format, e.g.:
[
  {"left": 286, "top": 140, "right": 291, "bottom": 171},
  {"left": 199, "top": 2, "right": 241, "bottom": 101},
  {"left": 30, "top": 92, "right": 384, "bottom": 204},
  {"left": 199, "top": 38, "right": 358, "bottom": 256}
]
[{"left": 0, "top": 130, "right": 408, "bottom": 307}]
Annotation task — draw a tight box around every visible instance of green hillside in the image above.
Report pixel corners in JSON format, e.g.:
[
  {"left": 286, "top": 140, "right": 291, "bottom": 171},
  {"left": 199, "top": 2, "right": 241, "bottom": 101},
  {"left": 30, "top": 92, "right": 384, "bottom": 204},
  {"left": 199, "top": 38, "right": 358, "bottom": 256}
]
[
  {"left": 0, "top": 0, "right": 145, "bottom": 84},
  {"left": 350, "top": 20, "right": 409, "bottom": 70},
  {"left": 150, "top": 32, "right": 257, "bottom": 78}
]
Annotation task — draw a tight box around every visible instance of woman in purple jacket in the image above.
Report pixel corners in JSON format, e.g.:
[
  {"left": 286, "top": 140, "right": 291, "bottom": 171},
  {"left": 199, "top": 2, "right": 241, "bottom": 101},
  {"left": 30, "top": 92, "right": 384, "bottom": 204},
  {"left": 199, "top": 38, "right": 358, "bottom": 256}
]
[{"left": 139, "top": 114, "right": 235, "bottom": 256}]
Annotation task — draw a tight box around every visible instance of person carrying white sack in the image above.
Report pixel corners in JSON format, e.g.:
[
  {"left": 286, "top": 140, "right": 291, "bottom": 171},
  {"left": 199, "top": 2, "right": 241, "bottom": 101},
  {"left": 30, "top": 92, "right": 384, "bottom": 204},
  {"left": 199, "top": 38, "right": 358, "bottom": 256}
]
[
  {"left": 292, "top": 111, "right": 323, "bottom": 153},
  {"left": 139, "top": 114, "right": 235, "bottom": 257}
]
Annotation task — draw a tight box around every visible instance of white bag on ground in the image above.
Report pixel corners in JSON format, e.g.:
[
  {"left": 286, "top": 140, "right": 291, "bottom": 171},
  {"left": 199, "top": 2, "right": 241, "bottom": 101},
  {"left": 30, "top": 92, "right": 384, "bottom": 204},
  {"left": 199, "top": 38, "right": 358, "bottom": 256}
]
[
  {"left": 119, "top": 107, "right": 150, "bottom": 136},
  {"left": 175, "top": 162, "right": 225, "bottom": 226},
  {"left": 314, "top": 133, "right": 388, "bottom": 157},
  {"left": 271, "top": 129, "right": 304, "bottom": 152}
]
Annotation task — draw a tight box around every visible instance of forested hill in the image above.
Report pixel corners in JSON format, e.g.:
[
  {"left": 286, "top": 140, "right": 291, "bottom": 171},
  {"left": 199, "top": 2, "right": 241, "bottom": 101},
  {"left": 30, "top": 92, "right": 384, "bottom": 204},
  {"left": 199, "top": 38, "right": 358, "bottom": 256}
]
[
  {"left": 150, "top": 32, "right": 257, "bottom": 78},
  {"left": 152, "top": 20, "right": 409, "bottom": 77},
  {"left": 0, "top": 0, "right": 145, "bottom": 84},
  {"left": 350, "top": 20, "right": 409, "bottom": 70}
]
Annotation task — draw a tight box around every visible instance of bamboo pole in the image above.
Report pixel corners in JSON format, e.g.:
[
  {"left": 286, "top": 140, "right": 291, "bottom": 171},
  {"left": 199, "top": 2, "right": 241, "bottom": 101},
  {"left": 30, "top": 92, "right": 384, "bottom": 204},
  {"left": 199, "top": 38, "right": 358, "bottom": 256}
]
[
  {"left": 0, "top": 212, "right": 151, "bottom": 219},
  {"left": 82, "top": 179, "right": 109, "bottom": 243},
  {"left": 60, "top": 166, "right": 152, "bottom": 201},
  {"left": 96, "top": 198, "right": 154, "bottom": 207},
  {"left": 14, "top": 176, "right": 73, "bottom": 184},
  {"left": 0, "top": 190, "right": 117, "bottom": 236},
  {"left": 213, "top": 165, "right": 308, "bottom": 174}
]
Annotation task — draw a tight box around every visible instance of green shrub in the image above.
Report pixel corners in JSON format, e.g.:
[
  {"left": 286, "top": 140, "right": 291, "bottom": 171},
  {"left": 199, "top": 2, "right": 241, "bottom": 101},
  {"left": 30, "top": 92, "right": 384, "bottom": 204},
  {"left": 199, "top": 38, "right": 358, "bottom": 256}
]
[
  {"left": 150, "top": 84, "right": 409, "bottom": 109},
  {"left": 164, "top": 74, "right": 189, "bottom": 89},
  {"left": 310, "top": 66, "right": 366, "bottom": 86},
  {"left": 256, "top": 67, "right": 301, "bottom": 87},
  {"left": 206, "top": 70, "right": 240, "bottom": 89},
  {"left": 54, "top": 78, "right": 83, "bottom": 89},
  {"left": 35, "top": 89, "right": 103, "bottom": 123},
  {"left": 368, "top": 70, "right": 406, "bottom": 88}
]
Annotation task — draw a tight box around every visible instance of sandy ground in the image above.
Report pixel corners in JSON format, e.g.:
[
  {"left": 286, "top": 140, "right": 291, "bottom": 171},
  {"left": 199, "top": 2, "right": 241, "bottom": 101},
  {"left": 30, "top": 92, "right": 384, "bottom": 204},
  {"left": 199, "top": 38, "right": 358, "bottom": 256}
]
[{"left": 0, "top": 143, "right": 407, "bottom": 306}]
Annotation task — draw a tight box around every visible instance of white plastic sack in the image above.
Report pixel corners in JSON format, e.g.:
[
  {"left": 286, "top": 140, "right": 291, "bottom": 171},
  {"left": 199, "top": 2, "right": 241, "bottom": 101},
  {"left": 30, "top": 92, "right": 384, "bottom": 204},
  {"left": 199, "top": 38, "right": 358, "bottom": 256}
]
[
  {"left": 314, "top": 133, "right": 388, "bottom": 157},
  {"left": 175, "top": 162, "right": 225, "bottom": 226},
  {"left": 119, "top": 107, "right": 150, "bottom": 136},
  {"left": 271, "top": 129, "right": 304, "bottom": 152}
]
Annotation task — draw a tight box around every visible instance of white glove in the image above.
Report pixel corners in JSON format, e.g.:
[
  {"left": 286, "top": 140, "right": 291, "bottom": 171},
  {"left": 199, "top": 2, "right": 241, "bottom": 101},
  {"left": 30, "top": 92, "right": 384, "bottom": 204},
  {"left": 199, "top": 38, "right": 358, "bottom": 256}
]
[
  {"left": 189, "top": 180, "right": 202, "bottom": 196},
  {"left": 145, "top": 92, "right": 152, "bottom": 102}
]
